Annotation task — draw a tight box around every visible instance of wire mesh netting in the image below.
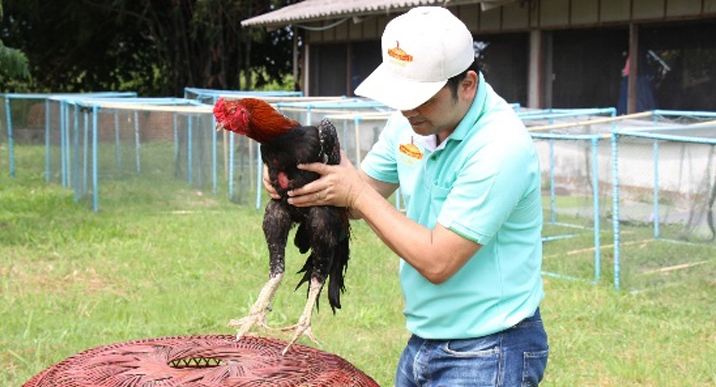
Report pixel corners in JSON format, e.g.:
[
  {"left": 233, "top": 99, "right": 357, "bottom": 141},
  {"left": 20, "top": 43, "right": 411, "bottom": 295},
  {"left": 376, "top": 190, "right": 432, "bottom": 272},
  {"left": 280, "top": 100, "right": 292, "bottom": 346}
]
[
  {"left": 524, "top": 109, "right": 716, "bottom": 291},
  {"left": 611, "top": 112, "right": 716, "bottom": 291},
  {"left": 521, "top": 108, "right": 618, "bottom": 285},
  {"left": 1, "top": 93, "right": 136, "bottom": 181},
  {"left": 531, "top": 135, "right": 612, "bottom": 284},
  {"left": 53, "top": 98, "right": 222, "bottom": 211},
  {"left": 22, "top": 335, "right": 380, "bottom": 387}
]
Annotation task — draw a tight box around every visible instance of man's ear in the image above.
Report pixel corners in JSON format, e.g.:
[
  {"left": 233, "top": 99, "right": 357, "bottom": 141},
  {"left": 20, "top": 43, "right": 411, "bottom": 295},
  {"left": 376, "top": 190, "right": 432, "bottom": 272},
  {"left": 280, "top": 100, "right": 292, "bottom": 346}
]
[{"left": 460, "top": 70, "right": 479, "bottom": 98}]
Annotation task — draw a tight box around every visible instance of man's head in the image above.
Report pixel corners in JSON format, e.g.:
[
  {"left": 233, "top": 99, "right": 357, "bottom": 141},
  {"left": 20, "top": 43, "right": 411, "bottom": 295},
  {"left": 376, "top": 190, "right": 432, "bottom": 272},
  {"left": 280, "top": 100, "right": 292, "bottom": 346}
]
[{"left": 354, "top": 7, "right": 475, "bottom": 111}]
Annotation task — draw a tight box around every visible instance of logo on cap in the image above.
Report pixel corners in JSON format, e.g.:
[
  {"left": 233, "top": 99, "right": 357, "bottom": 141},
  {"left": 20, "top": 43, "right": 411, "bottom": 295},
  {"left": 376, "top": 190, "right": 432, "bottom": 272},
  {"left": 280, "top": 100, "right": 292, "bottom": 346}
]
[{"left": 387, "top": 41, "right": 413, "bottom": 64}]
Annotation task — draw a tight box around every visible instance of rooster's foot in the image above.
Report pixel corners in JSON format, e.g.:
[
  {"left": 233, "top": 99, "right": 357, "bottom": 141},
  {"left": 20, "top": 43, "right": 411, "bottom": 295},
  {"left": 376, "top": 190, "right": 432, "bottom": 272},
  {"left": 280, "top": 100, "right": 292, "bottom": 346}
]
[
  {"left": 280, "top": 320, "right": 319, "bottom": 355},
  {"left": 279, "top": 278, "right": 323, "bottom": 355},
  {"left": 228, "top": 309, "right": 272, "bottom": 339},
  {"left": 229, "top": 274, "right": 284, "bottom": 340}
]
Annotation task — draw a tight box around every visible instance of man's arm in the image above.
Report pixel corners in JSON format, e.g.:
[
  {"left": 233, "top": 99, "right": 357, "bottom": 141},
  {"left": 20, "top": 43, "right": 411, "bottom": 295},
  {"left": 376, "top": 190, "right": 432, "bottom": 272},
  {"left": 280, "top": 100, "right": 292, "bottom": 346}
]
[
  {"left": 349, "top": 177, "right": 480, "bottom": 284},
  {"left": 349, "top": 169, "right": 398, "bottom": 220}
]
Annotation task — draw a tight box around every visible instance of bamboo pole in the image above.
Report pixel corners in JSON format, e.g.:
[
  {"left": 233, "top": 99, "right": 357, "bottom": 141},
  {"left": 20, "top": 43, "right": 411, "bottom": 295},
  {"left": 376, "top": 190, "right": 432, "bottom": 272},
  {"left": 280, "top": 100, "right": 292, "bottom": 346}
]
[
  {"left": 526, "top": 111, "right": 652, "bottom": 132},
  {"left": 638, "top": 261, "right": 708, "bottom": 276}
]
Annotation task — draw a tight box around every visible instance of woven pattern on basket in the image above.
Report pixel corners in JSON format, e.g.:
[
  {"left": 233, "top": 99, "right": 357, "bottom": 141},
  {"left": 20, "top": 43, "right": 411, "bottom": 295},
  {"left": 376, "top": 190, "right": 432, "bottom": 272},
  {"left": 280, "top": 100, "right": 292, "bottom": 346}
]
[{"left": 22, "top": 334, "right": 380, "bottom": 387}]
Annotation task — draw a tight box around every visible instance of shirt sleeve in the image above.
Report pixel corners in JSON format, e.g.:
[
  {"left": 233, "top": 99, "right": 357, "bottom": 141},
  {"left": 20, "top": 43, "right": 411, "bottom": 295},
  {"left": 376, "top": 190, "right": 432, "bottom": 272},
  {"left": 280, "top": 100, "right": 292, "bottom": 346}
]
[
  {"left": 438, "top": 122, "right": 538, "bottom": 246},
  {"left": 360, "top": 112, "right": 403, "bottom": 184}
]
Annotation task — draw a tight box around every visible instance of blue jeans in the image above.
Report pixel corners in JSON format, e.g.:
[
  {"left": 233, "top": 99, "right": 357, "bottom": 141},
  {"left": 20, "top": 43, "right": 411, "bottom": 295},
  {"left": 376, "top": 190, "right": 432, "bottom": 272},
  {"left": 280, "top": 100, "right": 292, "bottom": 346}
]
[{"left": 395, "top": 308, "right": 549, "bottom": 387}]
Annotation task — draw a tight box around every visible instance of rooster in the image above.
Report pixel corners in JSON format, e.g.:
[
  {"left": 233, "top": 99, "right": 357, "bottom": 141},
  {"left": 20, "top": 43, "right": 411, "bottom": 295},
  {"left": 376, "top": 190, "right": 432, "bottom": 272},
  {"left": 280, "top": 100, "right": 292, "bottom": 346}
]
[{"left": 213, "top": 97, "right": 351, "bottom": 354}]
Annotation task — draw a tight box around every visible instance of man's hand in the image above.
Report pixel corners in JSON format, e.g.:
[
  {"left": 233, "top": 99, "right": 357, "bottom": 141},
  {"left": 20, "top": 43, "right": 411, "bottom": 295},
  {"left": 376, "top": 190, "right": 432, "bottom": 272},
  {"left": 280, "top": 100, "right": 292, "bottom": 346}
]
[
  {"left": 262, "top": 164, "right": 281, "bottom": 200},
  {"left": 287, "top": 151, "right": 367, "bottom": 209}
]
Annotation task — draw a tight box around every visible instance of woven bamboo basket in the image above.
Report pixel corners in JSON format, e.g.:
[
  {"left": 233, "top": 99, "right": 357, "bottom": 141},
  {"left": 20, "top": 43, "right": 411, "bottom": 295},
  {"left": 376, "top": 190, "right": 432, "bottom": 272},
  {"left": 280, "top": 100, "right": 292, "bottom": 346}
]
[{"left": 22, "top": 334, "right": 379, "bottom": 387}]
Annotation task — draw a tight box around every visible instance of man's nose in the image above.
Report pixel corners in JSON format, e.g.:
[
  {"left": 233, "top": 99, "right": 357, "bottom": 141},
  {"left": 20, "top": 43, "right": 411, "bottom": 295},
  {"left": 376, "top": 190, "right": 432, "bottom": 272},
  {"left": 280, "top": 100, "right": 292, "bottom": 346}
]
[{"left": 401, "top": 108, "right": 419, "bottom": 118}]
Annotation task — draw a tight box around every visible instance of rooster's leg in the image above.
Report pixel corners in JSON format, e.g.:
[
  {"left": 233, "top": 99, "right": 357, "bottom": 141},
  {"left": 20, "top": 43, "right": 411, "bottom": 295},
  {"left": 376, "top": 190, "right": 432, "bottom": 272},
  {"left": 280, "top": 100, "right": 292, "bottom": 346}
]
[
  {"left": 228, "top": 273, "right": 283, "bottom": 339},
  {"left": 280, "top": 277, "right": 324, "bottom": 355},
  {"left": 229, "top": 199, "right": 291, "bottom": 339}
]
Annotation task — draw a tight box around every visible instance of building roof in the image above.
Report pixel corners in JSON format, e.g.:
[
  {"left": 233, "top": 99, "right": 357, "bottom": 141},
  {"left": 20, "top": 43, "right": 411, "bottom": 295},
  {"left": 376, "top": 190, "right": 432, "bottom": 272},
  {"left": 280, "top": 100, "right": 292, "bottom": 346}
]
[{"left": 241, "top": 0, "right": 513, "bottom": 28}]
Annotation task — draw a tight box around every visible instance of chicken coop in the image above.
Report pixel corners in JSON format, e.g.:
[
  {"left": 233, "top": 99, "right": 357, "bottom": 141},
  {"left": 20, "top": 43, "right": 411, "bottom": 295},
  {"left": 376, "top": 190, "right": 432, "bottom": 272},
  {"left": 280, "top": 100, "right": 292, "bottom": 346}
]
[
  {"left": 523, "top": 108, "right": 716, "bottom": 291},
  {"left": 1, "top": 91, "right": 310, "bottom": 211},
  {"left": 519, "top": 107, "right": 619, "bottom": 286},
  {"left": 42, "top": 96, "right": 217, "bottom": 212},
  {"left": 1, "top": 92, "right": 137, "bottom": 181},
  {"left": 610, "top": 112, "right": 716, "bottom": 291}
]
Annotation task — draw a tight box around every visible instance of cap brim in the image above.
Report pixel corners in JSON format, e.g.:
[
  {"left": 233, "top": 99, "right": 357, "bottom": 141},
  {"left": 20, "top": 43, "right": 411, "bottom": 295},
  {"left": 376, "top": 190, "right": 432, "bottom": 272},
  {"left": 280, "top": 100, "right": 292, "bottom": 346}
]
[{"left": 354, "top": 63, "right": 447, "bottom": 111}]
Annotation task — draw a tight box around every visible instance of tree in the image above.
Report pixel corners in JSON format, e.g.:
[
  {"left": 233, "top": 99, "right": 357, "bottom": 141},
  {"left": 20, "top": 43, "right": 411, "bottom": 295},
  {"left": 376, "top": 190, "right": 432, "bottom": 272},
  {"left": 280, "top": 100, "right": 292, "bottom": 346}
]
[
  {"left": 0, "top": 0, "right": 298, "bottom": 95},
  {"left": 0, "top": 2, "right": 31, "bottom": 90}
]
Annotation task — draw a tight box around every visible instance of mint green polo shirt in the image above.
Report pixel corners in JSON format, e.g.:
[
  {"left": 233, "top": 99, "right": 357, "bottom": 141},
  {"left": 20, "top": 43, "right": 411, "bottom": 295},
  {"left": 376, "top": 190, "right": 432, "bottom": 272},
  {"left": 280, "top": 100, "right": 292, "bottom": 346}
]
[{"left": 361, "top": 72, "right": 544, "bottom": 339}]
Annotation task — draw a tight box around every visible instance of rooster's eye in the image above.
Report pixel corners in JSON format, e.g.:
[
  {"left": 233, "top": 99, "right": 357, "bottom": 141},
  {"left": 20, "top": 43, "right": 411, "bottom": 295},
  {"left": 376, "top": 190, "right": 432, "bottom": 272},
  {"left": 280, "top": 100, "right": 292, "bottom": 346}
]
[{"left": 229, "top": 109, "right": 235, "bottom": 114}]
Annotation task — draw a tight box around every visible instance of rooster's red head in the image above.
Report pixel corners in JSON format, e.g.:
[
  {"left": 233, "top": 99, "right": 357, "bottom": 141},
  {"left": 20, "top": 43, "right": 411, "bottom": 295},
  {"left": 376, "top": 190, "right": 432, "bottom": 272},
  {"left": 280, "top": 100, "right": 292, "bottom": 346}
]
[
  {"left": 213, "top": 98, "right": 250, "bottom": 135},
  {"left": 213, "top": 97, "right": 299, "bottom": 144}
]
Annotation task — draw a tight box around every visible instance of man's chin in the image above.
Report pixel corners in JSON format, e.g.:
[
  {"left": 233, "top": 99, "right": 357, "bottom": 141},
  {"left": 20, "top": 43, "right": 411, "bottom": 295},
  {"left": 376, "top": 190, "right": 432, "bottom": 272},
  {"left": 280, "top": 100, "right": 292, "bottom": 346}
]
[{"left": 409, "top": 122, "right": 430, "bottom": 134}]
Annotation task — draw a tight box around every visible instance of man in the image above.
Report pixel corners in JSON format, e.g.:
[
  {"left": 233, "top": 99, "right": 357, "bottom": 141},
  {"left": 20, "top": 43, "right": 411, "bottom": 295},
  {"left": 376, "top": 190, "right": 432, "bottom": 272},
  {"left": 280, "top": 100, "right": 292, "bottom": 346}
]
[{"left": 281, "top": 6, "right": 548, "bottom": 386}]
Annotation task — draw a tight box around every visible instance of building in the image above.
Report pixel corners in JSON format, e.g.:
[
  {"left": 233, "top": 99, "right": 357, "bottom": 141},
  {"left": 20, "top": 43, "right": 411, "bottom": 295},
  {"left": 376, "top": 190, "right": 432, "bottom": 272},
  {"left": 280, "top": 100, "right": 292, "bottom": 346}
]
[{"left": 242, "top": 0, "right": 716, "bottom": 112}]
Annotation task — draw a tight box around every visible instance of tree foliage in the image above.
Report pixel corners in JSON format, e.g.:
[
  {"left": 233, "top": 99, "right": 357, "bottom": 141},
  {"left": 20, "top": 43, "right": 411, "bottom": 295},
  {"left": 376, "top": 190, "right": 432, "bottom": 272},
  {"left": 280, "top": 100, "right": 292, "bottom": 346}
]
[
  {"left": 0, "top": 1, "right": 31, "bottom": 87},
  {"left": 0, "top": 0, "right": 298, "bottom": 95}
]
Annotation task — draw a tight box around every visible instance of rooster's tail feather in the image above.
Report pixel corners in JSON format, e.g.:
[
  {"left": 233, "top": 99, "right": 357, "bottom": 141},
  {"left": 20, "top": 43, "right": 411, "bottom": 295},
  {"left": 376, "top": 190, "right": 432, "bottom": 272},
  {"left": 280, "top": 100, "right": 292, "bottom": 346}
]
[
  {"left": 317, "top": 119, "right": 341, "bottom": 165},
  {"left": 326, "top": 231, "right": 350, "bottom": 313},
  {"left": 294, "top": 220, "right": 350, "bottom": 314}
]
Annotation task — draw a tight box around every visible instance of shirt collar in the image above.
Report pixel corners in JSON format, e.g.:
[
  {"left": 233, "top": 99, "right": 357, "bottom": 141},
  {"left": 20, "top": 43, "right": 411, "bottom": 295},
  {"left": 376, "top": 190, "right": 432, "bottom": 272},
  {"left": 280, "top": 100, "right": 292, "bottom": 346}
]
[{"left": 448, "top": 71, "right": 487, "bottom": 143}]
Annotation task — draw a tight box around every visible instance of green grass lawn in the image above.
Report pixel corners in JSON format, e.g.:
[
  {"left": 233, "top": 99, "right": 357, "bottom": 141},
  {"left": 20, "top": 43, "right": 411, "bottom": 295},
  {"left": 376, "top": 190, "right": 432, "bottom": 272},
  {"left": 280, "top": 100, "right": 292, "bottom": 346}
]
[{"left": 2, "top": 154, "right": 716, "bottom": 386}]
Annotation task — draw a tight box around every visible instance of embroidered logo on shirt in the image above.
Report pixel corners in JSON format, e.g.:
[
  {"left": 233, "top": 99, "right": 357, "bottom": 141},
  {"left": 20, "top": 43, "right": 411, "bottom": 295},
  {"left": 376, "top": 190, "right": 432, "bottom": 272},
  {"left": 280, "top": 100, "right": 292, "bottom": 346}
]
[
  {"left": 399, "top": 137, "right": 423, "bottom": 163},
  {"left": 387, "top": 41, "right": 413, "bottom": 65}
]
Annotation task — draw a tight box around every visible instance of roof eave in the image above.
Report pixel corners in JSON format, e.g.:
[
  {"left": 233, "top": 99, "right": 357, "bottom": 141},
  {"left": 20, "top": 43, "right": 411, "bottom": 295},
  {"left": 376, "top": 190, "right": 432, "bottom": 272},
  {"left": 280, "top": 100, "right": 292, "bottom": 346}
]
[
  {"left": 242, "top": 8, "right": 408, "bottom": 28},
  {"left": 240, "top": 0, "right": 512, "bottom": 28}
]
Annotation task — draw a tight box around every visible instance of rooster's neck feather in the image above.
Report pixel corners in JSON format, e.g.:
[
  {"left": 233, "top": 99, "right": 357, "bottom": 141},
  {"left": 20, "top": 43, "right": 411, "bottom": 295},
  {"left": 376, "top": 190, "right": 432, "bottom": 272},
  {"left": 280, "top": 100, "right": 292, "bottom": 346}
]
[{"left": 242, "top": 99, "right": 300, "bottom": 143}]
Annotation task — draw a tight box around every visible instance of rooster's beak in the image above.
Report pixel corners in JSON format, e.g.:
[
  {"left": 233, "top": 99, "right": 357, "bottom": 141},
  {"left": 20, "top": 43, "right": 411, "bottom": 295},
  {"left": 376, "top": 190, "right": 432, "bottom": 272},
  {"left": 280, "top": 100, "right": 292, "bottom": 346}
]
[{"left": 215, "top": 122, "right": 224, "bottom": 132}]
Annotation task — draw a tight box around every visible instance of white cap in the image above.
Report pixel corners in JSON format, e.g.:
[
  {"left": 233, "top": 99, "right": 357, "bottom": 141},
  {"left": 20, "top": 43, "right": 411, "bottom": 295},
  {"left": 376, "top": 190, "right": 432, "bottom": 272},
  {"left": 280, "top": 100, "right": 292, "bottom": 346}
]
[{"left": 354, "top": 7, "right": 475, "bottom": 111}]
